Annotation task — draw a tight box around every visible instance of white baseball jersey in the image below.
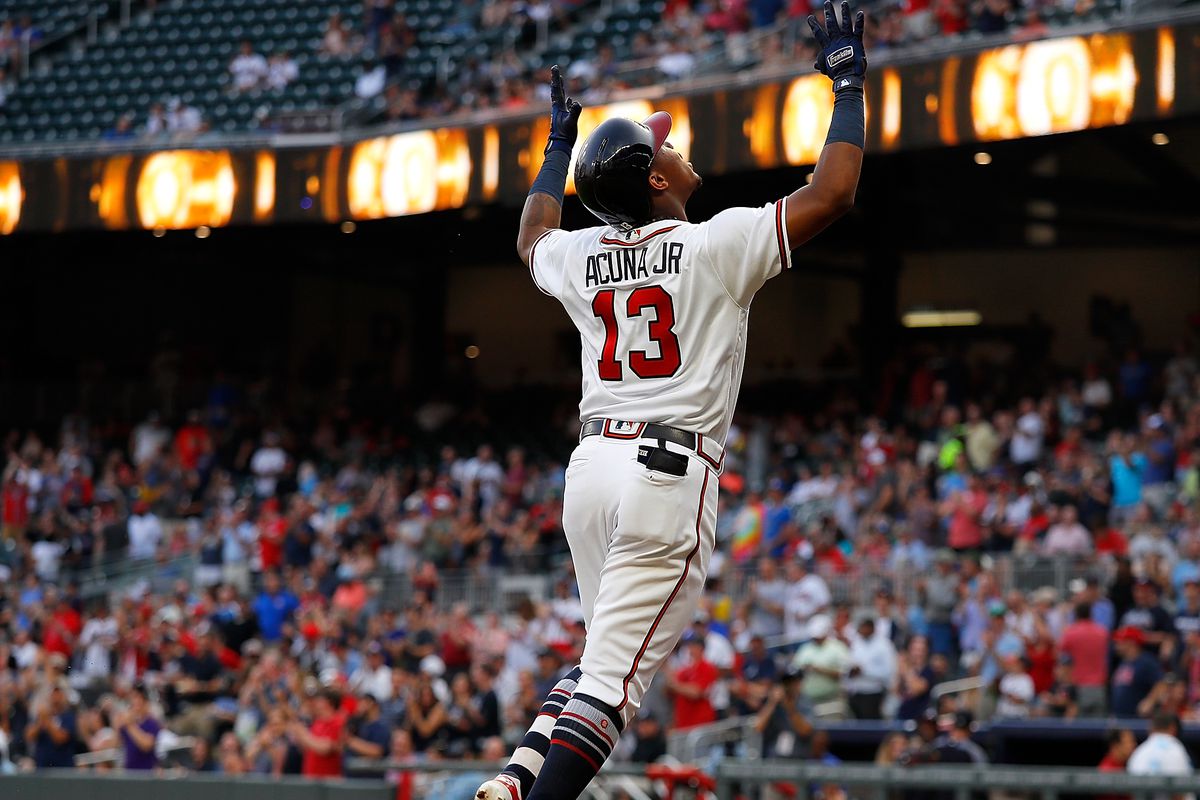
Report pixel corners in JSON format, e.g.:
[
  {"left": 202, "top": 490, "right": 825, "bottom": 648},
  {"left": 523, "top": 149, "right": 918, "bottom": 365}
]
[{"left": 529, "top": 200, "right": 792, "bottom": 445}]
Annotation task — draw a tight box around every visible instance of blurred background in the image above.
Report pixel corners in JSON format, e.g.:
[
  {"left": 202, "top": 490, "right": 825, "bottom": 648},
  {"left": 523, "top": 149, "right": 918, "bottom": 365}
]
[{"left": 0, "top": 0, "right": 1199, "bottom": 798}]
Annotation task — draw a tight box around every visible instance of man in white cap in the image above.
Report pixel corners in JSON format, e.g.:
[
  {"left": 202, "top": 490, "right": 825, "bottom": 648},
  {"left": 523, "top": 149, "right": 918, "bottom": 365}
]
[{"left": 789, "top": 614, "right": 850, "bottom": 717}]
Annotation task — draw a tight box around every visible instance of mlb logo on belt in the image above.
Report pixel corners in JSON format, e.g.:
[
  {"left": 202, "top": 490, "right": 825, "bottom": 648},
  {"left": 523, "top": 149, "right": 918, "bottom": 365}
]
[{"left": 611, "top": 421, "right": 638, "bottom": 434}]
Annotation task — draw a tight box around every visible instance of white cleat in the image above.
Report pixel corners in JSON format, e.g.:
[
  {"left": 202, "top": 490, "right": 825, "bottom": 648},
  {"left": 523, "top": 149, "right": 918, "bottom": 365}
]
[{"left": 476, "top": 775, "right": 522, "bottom": 800}]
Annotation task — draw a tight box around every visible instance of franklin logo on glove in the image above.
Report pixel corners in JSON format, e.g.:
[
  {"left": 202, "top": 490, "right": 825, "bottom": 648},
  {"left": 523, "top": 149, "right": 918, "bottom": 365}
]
[{"left": 827, "top": 46, "right": 854, "bottom": 70}]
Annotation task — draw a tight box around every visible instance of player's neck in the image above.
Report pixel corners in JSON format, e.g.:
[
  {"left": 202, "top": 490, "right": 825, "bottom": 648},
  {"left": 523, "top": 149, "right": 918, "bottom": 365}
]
[{"left": 648, "top": 199, "right": 688, "bottom": 224}]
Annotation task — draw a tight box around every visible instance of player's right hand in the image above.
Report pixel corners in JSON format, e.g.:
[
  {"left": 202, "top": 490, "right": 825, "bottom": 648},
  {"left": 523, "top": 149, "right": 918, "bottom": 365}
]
[
  {"left": 545, "top": 64, "right": 583, "bottom": 156},
  {"left": 807, "top": 1, "right": 867, "bottom": 92}
]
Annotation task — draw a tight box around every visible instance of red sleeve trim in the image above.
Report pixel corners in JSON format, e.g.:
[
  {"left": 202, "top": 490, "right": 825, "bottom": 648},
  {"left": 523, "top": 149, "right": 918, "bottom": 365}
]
[{"left": 774, "top": 198, "right": 791, "bottom": 270}]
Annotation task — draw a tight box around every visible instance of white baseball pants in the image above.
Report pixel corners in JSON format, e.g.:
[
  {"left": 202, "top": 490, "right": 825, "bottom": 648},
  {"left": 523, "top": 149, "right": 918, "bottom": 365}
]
[{"left": 560, "top": 433, "right": 719, "bottom": 725}]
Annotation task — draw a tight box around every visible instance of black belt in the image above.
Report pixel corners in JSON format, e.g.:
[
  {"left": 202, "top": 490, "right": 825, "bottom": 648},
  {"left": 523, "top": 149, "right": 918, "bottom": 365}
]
[
  {"left": 579, "top": 418, "right": 724, "bottom": 471},
  {"left": 580, "top": 419, "right": 695, "bottom": 448}
]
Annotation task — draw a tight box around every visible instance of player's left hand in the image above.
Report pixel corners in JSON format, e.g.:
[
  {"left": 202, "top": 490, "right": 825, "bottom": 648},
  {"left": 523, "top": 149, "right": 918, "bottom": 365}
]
[
  {"left": 807, "top": 0, "right": 867, "bottom": 92},
  {"left": 545, "top": 64, "right": 583, "bottom": 156}
]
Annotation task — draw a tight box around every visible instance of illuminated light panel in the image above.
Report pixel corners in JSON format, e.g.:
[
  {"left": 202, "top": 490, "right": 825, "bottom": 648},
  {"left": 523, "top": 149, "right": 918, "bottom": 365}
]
[
  {"left": 882, "top": 68, "right": 902, "bottom": 149},
  {"left": 972, "top": 34, "right": 1137, "bottom": 141},
  {"left": 974, "top": 152, "right": 993, "bottom": 165},
  {"left": 781, "top": 75, "right": 835, "bottom": 165},
  {"left": 483, "top": 126, "right": 500, "bottom": 201},
  {"left": 347, "top": 128, "right": 470, "bottom": 220},
  {"left": 135, "top": 150, "right": 237, "bottom": 230},
  {"left": 0, "top": 162, "right": 23, "bottom": 235},
  {"left": 939, "top": 56, "right": 961, "bottom": 146},
  {"left": 1157, "top": 27, "right": 1175, "bottom": 114},
  {"left": 971, "top": 46, "right": 1023, "bottom": 140},
  {"left": 1152, "top": 132, "right": 1169, "bottom": 145},
  {"left": 1016, "top": 38, "right": 1091, "bottom": 136},
  {"left": 1086, "top": 33, "right": 1137, "bottom": 128},
  {"left": 902, "top": 310, "right": 982, "bottom": 328},
  {"left": 96, "top": 155, "right": 133, "bottom": 229},
  {"left": 255, "top": 152, "right": 276, "bottom": 222},
  {"left": 748, "top": 83, "right": 783, "bottom": 167}
]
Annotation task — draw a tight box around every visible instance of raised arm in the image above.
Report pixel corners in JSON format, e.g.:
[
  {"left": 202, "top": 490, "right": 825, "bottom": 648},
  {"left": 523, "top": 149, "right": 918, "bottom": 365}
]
[
  {"left": 785, "top": 1, "right": 867, "bottom": 247},
  {"left": 516, "top": 65, "right": 582, "bottom": 266}
]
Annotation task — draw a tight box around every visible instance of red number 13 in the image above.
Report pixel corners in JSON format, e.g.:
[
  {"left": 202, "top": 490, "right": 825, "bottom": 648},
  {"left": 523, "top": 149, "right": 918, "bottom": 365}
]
[{"left": 590, "top": 286, "right": 682, "bottom": 381}]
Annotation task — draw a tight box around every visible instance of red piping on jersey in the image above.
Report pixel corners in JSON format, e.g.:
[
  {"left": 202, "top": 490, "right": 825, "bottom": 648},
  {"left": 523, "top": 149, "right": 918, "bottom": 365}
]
[
  {"left": 528, "top": 230, "right": 556, "bottom": 296},
  {"left": 695, "top": 433, "right": 724, "bottom": 472},
  {"left": 599, "top": 225, "right": 679, "bottom": 247},
  {"left": 616, "top": 467, "right": 709, "bottom": 713},
  {"left": 774, "top": 199, "right": 790, "bottom": 270},
  {"left": 550, "top": 738, "right": 600, "bottom": 771}
]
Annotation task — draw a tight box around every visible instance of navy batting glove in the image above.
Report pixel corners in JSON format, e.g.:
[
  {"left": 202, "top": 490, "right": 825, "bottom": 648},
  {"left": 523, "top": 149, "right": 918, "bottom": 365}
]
[
  {"left": 546, "top": 65, "right": 583, "bottom": 156},
  {"left": 808, "top": 1, "right": 867, "bottom": 93}
]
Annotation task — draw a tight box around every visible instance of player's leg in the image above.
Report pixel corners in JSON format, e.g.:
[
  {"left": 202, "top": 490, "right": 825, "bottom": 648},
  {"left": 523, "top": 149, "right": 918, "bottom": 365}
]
[
  {"left": 478, "top": 439, "right": 614, "bottom": 800},
  {"left": 526, "top": 453, "right": 719, "bottom": 800}
]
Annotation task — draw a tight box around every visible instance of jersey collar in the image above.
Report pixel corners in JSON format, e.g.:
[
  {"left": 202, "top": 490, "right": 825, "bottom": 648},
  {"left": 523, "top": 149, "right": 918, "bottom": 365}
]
[{"left": 600, "top": 218, "right": 683, "bottom": 247}]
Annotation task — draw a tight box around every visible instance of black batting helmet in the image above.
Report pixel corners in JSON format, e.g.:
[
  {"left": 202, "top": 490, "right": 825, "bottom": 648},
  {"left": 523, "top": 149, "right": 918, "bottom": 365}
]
[{"left": 574, "top": 111, "right": 672, "bottom": 231}]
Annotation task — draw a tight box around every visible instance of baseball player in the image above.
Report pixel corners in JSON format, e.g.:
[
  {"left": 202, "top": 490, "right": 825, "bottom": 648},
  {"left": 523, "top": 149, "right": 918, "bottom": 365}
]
[{"left": 478, "top": 5, "right": 866, "bottom": 800}]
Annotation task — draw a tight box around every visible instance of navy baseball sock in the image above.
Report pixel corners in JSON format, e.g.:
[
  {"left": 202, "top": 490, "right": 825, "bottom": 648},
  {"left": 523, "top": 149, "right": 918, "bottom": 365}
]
[
  {"left": 525, "top": 693, "right": 624, "bottom": 800},
  {"left": 498, "top": 666, "right": 583, "bottom": 798}
]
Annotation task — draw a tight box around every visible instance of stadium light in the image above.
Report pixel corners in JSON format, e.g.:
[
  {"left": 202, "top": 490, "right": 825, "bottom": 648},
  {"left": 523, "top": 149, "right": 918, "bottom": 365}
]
[
  {"left": 974, "top": 152, "right": 993, "bottom": 165},
  {"left": 341, "top": 221, "right": 357, "bottom": 234},
  {"left": 901, "top": 309, "right": 983, "bottom": 328},
  {"left": 1151, "top": 132, "right": 1169, "bottom": 145},
  {"left": 195, "top": 225, "right": 211, "bottom": 239}
]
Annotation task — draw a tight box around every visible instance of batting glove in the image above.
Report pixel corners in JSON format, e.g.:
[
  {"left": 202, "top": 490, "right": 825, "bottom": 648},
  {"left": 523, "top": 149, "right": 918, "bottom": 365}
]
[
  {"left": 808, "top": 0, "right": 867, "bottom": 93},
  {"left": 545, "top": 64, "right": 583, "bottom": 156}
]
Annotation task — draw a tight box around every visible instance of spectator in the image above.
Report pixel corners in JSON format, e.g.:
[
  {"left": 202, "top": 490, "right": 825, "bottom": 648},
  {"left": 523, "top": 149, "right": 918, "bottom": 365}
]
[
  {"left": 933, "top": 711, "right": 988, "bottom": 763},
  {"left": 1128, "top": 712, "right": 1193, "bottom": 781},
  {"left": 25, "top": 687, "right": 76, "bottom": 769},
  {"left": 994, "top": 654, "right": 1035, "bottom": 719},
  {"left": 922, "top": 550, "right": 960, "bottom": 657},
  {"left": 288, "top": 690, "right": 345, "bottom": 778},
  {"left": 102, "top": 113, "right": 137, "bottom": 141},
  {"left": 116, "top": 685, "right": 161, "bottom": 771},
  {"left": 753, "top": 670, "right": 814, "bottom": 758},
  {"left": 266, "top": 52, "right": 299, "bottom": 91},
  {"left": 1118, "top": 579, "right": 1176, "bottom": 657},
  {"left": 229, "top": 41, "right": 269, "bottom": 93},
  {"left": 667, "top": 635, "right": 719, "bottom": 730},
  {"left": 784, "top": 557, "right": 831, "bottom": 641},
  {"left": 1098, "top": 727, "right": 1137, "bottom": 773},
  {"left": 345, "top": 693, "right": 390, "bottom": 760},
  {"left": 732, "top": 633, "right": 778, "bottom": 715},
  {"left": 1043, "top": 505, "right": 1093, "bottom": 557},
  {"left": 790, "top": 615, "right": 849, "bottom": 716},
  {"left": 973, "top": 0, "right": 1010, "bottom": 33},
  {"left": 253, "top": 571, "right": 299, "bottom": 643},
  {"left": 1111, "top": 626, "right": 1162, "bottom": 717},
  {"left": 166, "top": 98, "right": 204, "bottom": 136},
  {"left": 628, "top": 709, "right": 667, "bottom": 763},
  {"left": 1037, "top": 656, "right": 1079, "bottom": 718},
  {"left": 321, "top": 13, "right": 358, "bottom": 56},
  {"left": 127, "top": 500, "right": 163, "bottom": 560},
  {"left": 1059, "top": 602, "right": 1110, "bottom": 716},
  {"left": 846, "top": 617, "right": 896, "bottom": 720},
  {"left": 750, "top": 558, "right": 787, "bottom": 638},
  {"left": 355, "top": 58, "right": 387, "bottom": 100},
  {"left": 249, "top": 432, "right": 288, "bottom": 498}
]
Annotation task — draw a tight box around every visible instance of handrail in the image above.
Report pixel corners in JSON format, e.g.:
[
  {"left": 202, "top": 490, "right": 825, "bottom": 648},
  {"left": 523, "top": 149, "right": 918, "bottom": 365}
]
[{"left": 931, "top": 676, "right": 987, "bottom": 700}]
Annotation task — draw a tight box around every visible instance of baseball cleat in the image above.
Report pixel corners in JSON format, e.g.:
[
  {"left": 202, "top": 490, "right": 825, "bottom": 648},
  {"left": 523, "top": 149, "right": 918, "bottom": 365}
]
[{"left": 476, "top": 775, "right": 522, "bottom": 800}]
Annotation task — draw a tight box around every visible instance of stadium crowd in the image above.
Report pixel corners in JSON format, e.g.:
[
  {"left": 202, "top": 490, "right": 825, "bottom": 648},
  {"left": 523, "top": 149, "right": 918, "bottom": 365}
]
[
  {"left": 0, "top": 338, "right": 1198, "bottom": 776},
  {"left": 347, "top": 0, "right": 1077, "bottom": 124}
]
